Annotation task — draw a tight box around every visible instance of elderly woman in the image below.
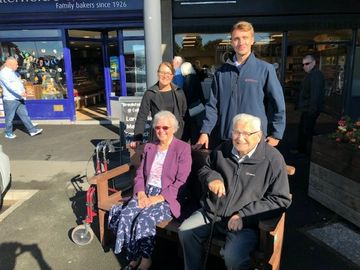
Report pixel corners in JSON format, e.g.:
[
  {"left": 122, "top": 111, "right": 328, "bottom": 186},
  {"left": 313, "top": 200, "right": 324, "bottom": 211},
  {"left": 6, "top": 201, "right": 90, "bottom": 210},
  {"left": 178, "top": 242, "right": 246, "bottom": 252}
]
[
  {"left": 109, "top": 111, "right": 192, "bottom": 270},
  {"left": 181, "top": 62, "right": 206, "bottom": 144},
  {"left": 130, "top": 61, "right": 187, "bottom": 149}
]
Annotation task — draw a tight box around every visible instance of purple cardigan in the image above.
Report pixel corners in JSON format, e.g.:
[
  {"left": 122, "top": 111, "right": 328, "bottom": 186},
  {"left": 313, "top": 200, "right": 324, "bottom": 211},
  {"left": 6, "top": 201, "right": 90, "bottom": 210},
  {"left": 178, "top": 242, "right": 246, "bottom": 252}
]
[{"left": 133, "top": 137, "right": 192, "bottom": 218}]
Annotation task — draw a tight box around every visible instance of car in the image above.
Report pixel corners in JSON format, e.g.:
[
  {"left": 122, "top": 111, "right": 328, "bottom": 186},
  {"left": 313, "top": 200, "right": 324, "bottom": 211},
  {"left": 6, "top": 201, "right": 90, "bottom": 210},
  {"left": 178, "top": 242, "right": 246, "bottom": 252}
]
[{"left": 0, "top": 144, "right": 11, "bottom": 210}]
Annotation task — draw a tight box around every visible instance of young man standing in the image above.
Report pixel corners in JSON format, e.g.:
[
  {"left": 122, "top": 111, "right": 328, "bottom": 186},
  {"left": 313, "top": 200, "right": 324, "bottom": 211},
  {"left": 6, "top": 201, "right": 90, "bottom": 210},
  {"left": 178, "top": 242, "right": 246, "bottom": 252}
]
[{"left": 197, "top": 21, "right": 286, "bottom": 149}]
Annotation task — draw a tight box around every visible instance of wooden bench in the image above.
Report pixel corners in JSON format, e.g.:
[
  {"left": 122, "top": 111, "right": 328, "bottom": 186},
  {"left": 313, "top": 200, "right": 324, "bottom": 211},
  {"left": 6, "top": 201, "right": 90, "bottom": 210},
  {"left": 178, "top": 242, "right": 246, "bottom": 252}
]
[{"left": 90, "top": 147, "right": 294, "bottom": 270}]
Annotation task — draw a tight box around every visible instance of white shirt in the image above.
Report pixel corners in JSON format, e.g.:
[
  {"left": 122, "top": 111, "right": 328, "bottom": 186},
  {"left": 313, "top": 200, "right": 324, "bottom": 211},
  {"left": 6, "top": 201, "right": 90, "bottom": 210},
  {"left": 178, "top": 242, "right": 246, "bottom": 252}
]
[
  {"left": 231, "top": 144, "right": 258, "bottom": 163},
  {"left": 147, "top": 150, "right": 168, "bottom": 188},
  {"left": 0, "top": 66, "right": 25, "bottom": 100}
]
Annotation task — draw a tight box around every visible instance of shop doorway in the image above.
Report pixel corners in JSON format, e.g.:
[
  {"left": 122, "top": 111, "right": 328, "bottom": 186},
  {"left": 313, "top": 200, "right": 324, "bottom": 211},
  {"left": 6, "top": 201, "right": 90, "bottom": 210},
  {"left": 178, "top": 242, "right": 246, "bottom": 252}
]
[{"left": 68, "top": 29, "right": 107, "bottom": 121}]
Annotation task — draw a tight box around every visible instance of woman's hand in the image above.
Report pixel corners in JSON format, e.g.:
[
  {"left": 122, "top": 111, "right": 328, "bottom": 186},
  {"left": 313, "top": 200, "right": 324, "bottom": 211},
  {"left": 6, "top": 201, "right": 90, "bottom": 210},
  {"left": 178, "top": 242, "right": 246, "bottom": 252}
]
[
  {"left": 147, "top": 195, "right": 165, "bottom": 207},
  {"left": 130, "top": 140, "right": 141, "bottom": 149},
  {"left": 137, "top": 191, "right": 149, "bottom": 208}
]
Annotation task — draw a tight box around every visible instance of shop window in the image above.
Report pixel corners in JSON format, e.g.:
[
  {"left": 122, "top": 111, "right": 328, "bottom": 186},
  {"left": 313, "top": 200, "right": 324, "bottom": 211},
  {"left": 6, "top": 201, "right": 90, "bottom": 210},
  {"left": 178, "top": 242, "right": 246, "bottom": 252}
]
[
  {"left": 123, "top": 29, "right": 144, "bottom": 37},
  {"left": 286, "top": 30, "right": 351, "bottom": 117},
  {"left": 124, "top": 40, "right": 146, "bottom": 96},
  {"left": 0, "top": 41, "right": 65, "bottom": 100},
  {"left": 108, "top": 30, "right": 118, "bottom": 39},
  {"left": 0, "top": 29, "right": 61, "bottom": 38},
  {"left": 352, "top": 30, "right": 360, "bottom": 97},
  {"left": 175, "top": 32, "right": 283, "bottom": 80},
  {"left": 253, "top": 32, "right": 283, "bottom": 79},
  {"left": 68, "top": 30, "right": 102, "bottom": 39}
]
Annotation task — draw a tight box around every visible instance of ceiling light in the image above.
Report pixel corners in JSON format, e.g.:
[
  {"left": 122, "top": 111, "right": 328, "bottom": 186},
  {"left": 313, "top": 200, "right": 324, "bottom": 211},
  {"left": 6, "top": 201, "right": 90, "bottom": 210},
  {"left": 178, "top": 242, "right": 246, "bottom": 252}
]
[{"left": 183, "top": 36, "right": 197, "bottom": 40}]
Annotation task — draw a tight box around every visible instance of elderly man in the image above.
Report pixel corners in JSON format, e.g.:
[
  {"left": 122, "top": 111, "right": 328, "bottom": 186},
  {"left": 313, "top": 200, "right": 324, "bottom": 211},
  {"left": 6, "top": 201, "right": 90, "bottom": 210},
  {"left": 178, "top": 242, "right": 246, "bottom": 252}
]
[
  {"left": 179, "top": 113, "right": 291, "bottom": 270},
  {"left": 172, "top": 56, "right": 184, "bottom": 88},
  {"left": 0, "top": 57, "right": 42, "bottom": 139}
]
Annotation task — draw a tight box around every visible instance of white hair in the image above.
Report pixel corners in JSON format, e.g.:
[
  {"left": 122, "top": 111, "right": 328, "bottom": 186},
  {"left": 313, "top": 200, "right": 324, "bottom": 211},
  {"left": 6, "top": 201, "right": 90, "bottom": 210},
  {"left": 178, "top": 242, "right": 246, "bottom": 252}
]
[
  {"left": 153, "top": 110, "right": 179, "bottom": 132},
  {"left": 232, "top": 113, "right": 261, "bottom": 131},
  {"left": 180, "top": 62, "right": 196, "bottom": 76},
  {"left": 173, "top": 56, "right": 183, "bottom": 69}
]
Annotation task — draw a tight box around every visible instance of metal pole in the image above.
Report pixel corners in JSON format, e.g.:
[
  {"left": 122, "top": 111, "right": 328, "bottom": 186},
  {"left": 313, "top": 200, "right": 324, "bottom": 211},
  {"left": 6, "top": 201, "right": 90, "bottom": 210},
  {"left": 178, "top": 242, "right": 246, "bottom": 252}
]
[{"left": 144, "top": 0, "right": 162, "bottom": 87}]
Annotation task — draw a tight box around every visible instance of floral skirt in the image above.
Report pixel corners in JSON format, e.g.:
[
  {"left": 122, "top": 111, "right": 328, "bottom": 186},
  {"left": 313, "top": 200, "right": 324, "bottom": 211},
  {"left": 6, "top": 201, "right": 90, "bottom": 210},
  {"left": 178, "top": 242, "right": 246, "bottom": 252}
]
[{"left": 108, "top": 185, "right": 172, "bottom": 260}]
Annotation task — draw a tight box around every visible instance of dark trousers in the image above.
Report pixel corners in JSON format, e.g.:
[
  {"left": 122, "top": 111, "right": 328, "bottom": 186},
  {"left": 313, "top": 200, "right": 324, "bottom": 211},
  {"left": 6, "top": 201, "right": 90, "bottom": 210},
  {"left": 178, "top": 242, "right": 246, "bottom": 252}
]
[{"left": 297, "top": 111, "right": 320, "bottom": 154}]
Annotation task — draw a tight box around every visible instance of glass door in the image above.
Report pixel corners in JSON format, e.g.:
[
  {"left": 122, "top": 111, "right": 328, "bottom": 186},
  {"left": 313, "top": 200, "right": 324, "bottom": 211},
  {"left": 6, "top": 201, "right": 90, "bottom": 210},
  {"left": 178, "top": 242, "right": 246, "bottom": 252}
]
[{"left": 68, "top": 29, "right": 106, "bottom": 120}]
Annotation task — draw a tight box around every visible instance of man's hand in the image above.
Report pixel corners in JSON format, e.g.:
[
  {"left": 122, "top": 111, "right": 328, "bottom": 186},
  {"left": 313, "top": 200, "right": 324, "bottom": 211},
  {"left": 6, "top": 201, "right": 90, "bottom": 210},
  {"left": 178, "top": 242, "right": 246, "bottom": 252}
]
[
  {"left": 208, "top": 179, "right": 226, "bottom": 197},
  {"left": 266, "top": 136, "right": 279, "bottom": 147},
  {"left": 194, "top": 133, "right": 209, "bottom": 149},
  {"left": 227, "top": 214, "right": 243, "bottom": 231}
]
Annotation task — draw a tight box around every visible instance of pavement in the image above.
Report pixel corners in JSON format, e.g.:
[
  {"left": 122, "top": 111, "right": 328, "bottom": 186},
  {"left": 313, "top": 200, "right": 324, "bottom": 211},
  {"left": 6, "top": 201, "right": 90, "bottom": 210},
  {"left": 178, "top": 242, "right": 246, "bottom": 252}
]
[{"left": 0, "top": 108, "right": 359, "bottom": 270}]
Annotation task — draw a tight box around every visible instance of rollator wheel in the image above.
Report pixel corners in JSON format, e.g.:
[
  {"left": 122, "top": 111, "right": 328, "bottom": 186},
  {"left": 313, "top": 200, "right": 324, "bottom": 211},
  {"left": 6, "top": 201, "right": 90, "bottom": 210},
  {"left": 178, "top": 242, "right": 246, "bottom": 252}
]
[{"left": 71, "top": 224, "right": 94, "bottom": 246}]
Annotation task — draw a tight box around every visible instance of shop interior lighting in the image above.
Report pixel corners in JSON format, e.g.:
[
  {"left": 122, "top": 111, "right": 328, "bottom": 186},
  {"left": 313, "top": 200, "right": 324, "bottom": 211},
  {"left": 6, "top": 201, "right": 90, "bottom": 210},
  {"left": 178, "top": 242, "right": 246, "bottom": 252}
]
[
  {"left": 182, "top": 40, "right": 196, "bottom": 44},
  {"left": 84, "top": 45, "right": 90, "bottom": 48},
  {"left": 183, "top": 36, "right": 197, "bottom": 40},
  {"left": 183, "top": 44, "right": 195, "bottom": 47},
  {"left": 83, "top": 35, "right": 91, "bottom": 38},
  {"left": 271, "top": 34, "right": 283, "bottom": 38}
]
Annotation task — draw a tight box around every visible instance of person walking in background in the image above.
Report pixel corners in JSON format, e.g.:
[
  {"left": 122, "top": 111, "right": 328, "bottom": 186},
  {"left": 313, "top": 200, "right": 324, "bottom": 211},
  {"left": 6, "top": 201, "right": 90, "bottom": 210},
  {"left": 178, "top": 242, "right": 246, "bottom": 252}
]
[
  {"left": 179, "top": 113, "right": 291, "bottom": 270},
  {"left": 172, "top": 56, "right": 184, "bottom": 88},
  {"left": 196, "top": 21, "right": 286, "bottom": 149},
  {"left": 181, "top": 62, "right": 206, "bottom": 144},
  {"left": 109, "top": 111, "right": 192, "bottom": 270},
  {"left": 0, "top": 57, "right": 43, "bottom": 139},
  {"left": 130, "top": 62, "right": 187, "bottom": 149},
  {"left": 295, "top": 54, "right": 325, "bottom": 154}
]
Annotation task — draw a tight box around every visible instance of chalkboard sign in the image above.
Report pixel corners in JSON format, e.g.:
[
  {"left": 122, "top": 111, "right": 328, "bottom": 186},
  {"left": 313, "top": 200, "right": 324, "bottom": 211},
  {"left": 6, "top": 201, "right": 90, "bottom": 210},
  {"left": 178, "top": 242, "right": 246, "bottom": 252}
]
[{"left": 119, "top": 96, "right": 151, "bottom": 145}]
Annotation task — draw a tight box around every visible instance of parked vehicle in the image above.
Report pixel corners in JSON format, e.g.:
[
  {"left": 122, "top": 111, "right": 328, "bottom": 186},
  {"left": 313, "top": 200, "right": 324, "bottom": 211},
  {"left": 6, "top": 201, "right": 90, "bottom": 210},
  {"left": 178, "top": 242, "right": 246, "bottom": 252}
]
[{"left": 0, "top": 144, "right": 11, "bottom": 210}]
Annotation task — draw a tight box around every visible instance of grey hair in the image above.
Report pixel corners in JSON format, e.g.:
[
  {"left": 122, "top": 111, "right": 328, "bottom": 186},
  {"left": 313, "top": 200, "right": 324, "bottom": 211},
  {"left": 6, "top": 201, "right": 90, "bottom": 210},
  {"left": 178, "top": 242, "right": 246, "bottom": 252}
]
[
  {"left": 232, "top": 113, "right": 261, "bottom": 131},
  {"left": 303, "top": 54, "right": 315, "bottom": 62},
  {"left": 180, "top": 62, "right": 196, "bottom": 76},
  {"left": 153, "top": 110, "right": 179, "bottom": 133}
]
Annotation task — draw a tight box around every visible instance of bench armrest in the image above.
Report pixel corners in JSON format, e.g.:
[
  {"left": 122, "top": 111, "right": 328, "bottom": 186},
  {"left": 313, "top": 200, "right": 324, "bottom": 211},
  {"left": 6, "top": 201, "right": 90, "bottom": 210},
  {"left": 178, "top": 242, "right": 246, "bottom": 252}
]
[
  {"left": 258, "top": 214, "right": 283, "bottom": 232},
  {"left": 90, "top": 164, "right": 131, "bottom": 211}
]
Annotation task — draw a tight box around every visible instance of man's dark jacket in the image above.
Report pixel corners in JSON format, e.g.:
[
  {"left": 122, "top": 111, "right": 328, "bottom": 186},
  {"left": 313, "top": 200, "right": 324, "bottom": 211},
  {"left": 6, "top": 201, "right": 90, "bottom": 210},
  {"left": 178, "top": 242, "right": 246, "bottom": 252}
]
[{"left": 199, "top": 138, "right": 291, "bottom": 227}]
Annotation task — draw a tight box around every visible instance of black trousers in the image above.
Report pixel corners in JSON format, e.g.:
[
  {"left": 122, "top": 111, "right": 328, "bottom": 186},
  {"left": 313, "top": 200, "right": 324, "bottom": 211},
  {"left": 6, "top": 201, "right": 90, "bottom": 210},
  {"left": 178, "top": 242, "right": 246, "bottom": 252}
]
[{"left": 297, "top": 111, "right": 320, "bottom": 154}]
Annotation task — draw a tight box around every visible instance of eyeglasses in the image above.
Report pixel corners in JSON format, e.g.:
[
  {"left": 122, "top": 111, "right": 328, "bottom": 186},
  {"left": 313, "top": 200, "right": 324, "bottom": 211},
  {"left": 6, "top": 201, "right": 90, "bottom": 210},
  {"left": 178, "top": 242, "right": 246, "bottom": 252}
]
[
  {"left": 158, "top": 71, "right": 173, "bottom": 77},
  {"left": 303, "top": 62, "right": 312, "bottom": 66},
  {"left": 155, "top": 126, "right": 170, "bottom": 131},
  {"left": 232, "top": 130, "right": 259, "bottom": 138}
]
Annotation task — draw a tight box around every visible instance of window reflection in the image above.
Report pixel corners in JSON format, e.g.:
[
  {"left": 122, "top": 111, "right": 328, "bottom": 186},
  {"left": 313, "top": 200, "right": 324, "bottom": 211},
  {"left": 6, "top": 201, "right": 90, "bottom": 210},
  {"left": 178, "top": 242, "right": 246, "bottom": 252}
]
[
  {"left": 286, "top": 30, "right": 351, "bottom": 116},
  {"left": 0, "top": 29, "right": 61, "bottom": 38},
  {"left": 175, "top": 32, "right": 283, "bottom": 81},
  {"left": 0, "top": 41, "right": 65, "bottom": 100},
  {"left": 124, "top": 40, "right": 146, "bottom": 96}
]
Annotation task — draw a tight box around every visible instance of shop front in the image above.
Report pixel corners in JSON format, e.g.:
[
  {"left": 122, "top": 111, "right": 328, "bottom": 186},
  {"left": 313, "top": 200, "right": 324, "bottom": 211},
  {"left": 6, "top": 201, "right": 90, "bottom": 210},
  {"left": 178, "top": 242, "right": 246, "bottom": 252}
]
[
  {"left": 0, "top": 0, "right": 145, "bottom": 123},
  {"left": 172, "top": 0, "right": 360, "bottom": 119}
]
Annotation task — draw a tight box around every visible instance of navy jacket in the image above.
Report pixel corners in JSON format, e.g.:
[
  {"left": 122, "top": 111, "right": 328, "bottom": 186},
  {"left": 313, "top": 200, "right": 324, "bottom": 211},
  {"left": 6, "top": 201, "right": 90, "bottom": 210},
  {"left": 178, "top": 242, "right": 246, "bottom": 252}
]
[{"left": 201, "top": 53, "right": 286, "bottom": 140}]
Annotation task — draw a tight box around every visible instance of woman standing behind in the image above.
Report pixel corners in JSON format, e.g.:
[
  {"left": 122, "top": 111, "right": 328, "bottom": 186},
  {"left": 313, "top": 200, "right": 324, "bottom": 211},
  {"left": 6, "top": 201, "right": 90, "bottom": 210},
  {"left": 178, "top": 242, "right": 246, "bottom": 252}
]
[
  {"left": 181, "top": 62, "right": 206, "bottom": 144},
  {"left": 130, "top": 62, "right": 187, "bottom": 149},
  {"left": 109, "top": 111, "right": 192, "bottom": 270}
]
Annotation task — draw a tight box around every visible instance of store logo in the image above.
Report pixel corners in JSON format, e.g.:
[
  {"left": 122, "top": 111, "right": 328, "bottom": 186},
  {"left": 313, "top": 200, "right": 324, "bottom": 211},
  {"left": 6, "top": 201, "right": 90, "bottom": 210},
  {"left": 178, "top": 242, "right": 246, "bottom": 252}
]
[{"left": 244, "top": 78, "right": 258, "bottom": 84}]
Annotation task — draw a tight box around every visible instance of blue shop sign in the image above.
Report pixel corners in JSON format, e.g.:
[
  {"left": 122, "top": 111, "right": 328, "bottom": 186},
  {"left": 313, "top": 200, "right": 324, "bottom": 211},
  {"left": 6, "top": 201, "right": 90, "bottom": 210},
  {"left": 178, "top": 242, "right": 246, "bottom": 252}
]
[{"left": 0, "top": 0, "right": 143, "bottom": 13}]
